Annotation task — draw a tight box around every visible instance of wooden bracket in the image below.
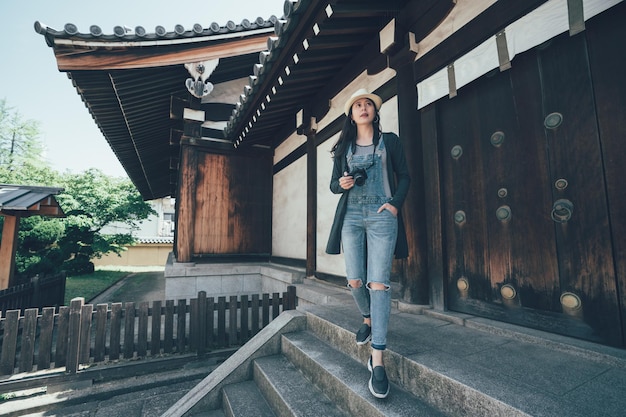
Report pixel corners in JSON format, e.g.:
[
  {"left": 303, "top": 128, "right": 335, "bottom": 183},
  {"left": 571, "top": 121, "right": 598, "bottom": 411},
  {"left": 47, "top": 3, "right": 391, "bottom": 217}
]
[
  {"left": 567, "top": 0, "right": 585, "bottom": 36},
  {"left": 447, "top": 64, "right": 457, "bottom": 98},
  {"left": 496, "top": 30, "right": 511, "bottom": 71}
]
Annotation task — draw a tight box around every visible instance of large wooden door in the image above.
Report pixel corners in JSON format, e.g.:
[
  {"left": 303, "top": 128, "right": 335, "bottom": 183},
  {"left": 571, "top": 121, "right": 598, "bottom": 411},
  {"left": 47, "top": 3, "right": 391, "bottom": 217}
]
[{"left": 436, "top": 11, "right": 625, "bottom": 347}]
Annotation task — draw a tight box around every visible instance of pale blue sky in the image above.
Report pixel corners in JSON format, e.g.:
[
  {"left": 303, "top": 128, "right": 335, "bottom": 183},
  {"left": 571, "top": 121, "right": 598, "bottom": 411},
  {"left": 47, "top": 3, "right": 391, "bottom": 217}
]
[{"left": 0, "top": 0, "right": 284, "bottom": 178}]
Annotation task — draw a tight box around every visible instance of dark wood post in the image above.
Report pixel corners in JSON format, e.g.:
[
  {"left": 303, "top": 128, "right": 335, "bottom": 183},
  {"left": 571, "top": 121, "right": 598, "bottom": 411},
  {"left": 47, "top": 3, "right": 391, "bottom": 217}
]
[
  {"left": 389, "top": 39, "right": 429, "bottom": 305},
  {"left": 0, "top": 214, "right": 20, "bottom": 289},
  {"left": 298, "top": 110, "right": 317, "bottom": 277}
]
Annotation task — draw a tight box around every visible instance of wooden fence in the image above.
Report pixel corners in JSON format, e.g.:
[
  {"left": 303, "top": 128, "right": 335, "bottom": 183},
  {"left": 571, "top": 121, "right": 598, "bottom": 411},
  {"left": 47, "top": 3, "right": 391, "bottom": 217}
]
[
  {"left": 0, "top": 286, "right": 296, "bottom": 376},
  {"left": 0, "top": 272, "right": 66, "bottom": 313}
]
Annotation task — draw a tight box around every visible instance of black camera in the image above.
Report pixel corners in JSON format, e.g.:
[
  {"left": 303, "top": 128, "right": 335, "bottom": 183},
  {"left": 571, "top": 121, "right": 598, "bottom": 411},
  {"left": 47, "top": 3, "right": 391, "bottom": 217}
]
[{"left": 349, "top": 168, "right": 368, "bottom": 186}]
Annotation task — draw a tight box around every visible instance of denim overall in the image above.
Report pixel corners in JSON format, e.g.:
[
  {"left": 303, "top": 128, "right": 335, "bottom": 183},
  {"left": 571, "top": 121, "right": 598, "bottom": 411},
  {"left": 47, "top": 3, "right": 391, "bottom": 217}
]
[{"left": 341, "top": 139, "right": 397, "bottom": 351}]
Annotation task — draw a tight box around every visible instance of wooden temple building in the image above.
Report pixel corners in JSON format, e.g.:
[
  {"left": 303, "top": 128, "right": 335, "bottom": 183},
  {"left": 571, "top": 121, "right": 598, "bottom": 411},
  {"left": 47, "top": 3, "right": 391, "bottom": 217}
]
[{"left": 36, "top": 0, "right": 626, "bottom": 348}]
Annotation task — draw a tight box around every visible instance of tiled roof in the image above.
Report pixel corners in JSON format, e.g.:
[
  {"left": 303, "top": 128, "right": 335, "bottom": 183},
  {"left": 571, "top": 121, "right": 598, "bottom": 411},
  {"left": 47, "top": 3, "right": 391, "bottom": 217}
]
[
  {"left": 137, "top": 236, "right": 174, "bottom": 244},
  {"left": 34, "top": 16, "right": 278, "bottom": 44},
  {"left": 34, "top": 15, "right": 280, "bottom": 200},
  {"left": 0, "top": 184, "right": 65, "bottom": 217},
  {"left": 35, "top": 0, "right": 461, "bottom": 198}
]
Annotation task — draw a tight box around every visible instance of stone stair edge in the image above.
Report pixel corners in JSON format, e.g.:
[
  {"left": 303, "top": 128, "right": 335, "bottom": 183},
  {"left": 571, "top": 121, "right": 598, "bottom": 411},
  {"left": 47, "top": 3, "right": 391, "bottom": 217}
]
[{"left": 160, "top": 309, "right": 307, "bottom": 417}]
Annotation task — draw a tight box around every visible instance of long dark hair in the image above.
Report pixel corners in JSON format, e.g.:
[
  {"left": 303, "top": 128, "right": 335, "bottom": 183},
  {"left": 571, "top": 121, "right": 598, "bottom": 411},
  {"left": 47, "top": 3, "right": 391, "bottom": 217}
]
[{"left": 330, "top": 104, "right": 381, "bottom": 159}]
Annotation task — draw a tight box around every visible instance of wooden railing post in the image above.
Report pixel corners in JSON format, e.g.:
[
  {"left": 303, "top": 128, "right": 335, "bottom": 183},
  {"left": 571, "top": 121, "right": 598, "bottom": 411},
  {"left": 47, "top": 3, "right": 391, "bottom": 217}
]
[
  {"left": 66, "top": 297, "right": 84, "bottom": 374},
  {"left": 287, "top": 285, "right": 297, "bottom": 310},
  {"left": 0, "top": 310, "right": 19, "bottom": 375},
  {"left": 197, "top": 292, "right": 207, "bottom": 356}
]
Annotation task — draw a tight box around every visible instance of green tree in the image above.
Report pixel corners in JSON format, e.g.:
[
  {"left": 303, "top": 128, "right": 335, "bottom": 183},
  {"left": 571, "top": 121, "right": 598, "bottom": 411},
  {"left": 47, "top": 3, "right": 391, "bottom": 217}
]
[
  {"left": 0, "top": 98, "right": 156, "bottom": 279},
  {"left": 0, "top": 98, "right": 50, "bottom": 184},
  {"left": 55, "top": 169, "right": 156, "bottom": 275}
]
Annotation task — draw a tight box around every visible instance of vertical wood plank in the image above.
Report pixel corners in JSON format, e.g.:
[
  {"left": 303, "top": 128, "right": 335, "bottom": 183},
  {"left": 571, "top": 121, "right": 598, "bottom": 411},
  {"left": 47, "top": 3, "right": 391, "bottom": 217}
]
[
  {"left": 262, "top": 294, "right": 269, "bottom": 328},
  {"left": 176, "top": 300, "right": 186, "bottom": 353},
  {"left": 240, "top": 295, "right": 249, "bottom": 344},
  {"left": 1, "top": 310, "right": 19, "bottom": 375},
  {"left": 420, "top": 104, "right": 446, "bottom": 310},
  {"left": 189, "top": 298, "right": 198, "bottom": 351},
  {"left": 19, "top": 308, "right": 38, "bottom": 372},
  {"left": 137, "top": 302, "right": 149, "bottom": 358},
  {"left": 177, "top": 146, "right": 197, "bottom": 262},
  {"left": 272, "top": 293, "right": 280, "bottom": 319},
  {"left": 123, "top": 302, "right": 135, "bottom": 359},
  {"left": 251, "top": 294, "right": 260, "bottom": 336},
  {"left": 54, "top": 306, "right": 69, "bottom": 368},
  {"left": 151, "top": 300, "right": 162, "bottom": 356},
  {"left": 37, "top": 307, "right": 55, "bottom": 370},
  {"left": 538, "top": 31, "right": 619, "bottom": 344},
  {"left": 229, "top": 296, "right": 237, "bottom": 346},
  {"left": 206, "top": 297, "right": 215, "bottom": 348},
  {"left": 289, "top": 286, "right": 297, "bottom": 310},
  {"left": 109, "top": 303, "right": 122, "bottom": 360},
  {"left": 79, "top": 304, "right": 93, "bottom": 365},
  {"left": 66, "top": 298, "right": 84, "bottom": 374},
  {"left": 217, "top": 296, "right": 226, "bottom": 348},
  {"left": 164, "top": 300, "right": 174, "bottom": 354},
  {"left": 586, "top": 3, "right": 626, "bottom": 346},
  {"left": 197, "top": 293, "right": 206, "bottom": 356},
  {"left": 93, "top": 304, "right": 108, "bottom": 362}
]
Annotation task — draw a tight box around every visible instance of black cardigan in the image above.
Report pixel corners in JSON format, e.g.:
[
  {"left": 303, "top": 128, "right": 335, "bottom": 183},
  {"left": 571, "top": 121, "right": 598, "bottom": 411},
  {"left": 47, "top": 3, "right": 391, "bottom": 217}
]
[{"left": 325, "top": 132, "right": 410, "bottom": 258}]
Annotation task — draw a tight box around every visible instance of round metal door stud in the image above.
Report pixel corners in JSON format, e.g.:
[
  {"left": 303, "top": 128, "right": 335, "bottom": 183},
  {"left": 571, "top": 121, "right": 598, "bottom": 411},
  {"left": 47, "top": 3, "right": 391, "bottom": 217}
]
[
  {"left": 497, "top": 188, "right": 508, "bottom": 198},
  {"left": 560, "top": 292, "right": 582, "bottom": 310},
  {"left": 451, "top": 145, "right": 463, "bottom": 160},
  {"left": 544, "top": 112, "right": 563, "bottom": 129},
  {"left": 454, "top": 210, "right": 466, "bottom": 225},
  {"left": 496, "top": 205, "right": 512, "bottom": 222},
  {"left": 490, "top": 131, "right": 505, "bottom": 147},
  {"left": 500, "top": 284, "right": 517, "bottom": 300},
  {"left": 551, "top": 199, "right": 574, "bottom": 223},
  {"left": 555, "top": 178, "right": 568, "bottom": 190},
  {"left": 457, "top": 277, "right": 469, "bottom": 291}
]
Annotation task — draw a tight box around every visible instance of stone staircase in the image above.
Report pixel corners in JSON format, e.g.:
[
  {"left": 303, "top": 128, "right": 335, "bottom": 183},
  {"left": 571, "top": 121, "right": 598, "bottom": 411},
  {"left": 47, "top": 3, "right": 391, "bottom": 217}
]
[
  {"left": 3, "top": 276, "right": 626, "bottom": 416},
  {"left": 161, "top": 297, "right": 626, "bottom": 417}
]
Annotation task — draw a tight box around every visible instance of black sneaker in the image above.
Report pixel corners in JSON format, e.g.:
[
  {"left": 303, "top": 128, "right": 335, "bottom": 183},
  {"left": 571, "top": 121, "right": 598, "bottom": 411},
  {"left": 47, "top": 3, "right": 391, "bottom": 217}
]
[
  {"left": 368, "top": 356, "right": 389, "bottom": 399},
  {"left": 356, "top": 323, "right": 371, "bottom": 345}
]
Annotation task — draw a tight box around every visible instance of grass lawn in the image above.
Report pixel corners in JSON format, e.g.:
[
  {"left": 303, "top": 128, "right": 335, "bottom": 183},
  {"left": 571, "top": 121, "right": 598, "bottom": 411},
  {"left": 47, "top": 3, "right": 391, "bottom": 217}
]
[
  {"left": 64, "top": 266, "right": 165, "bottom": 305},
  {"left": 64, "top": 269, "right": 129, "bottom": 305}
]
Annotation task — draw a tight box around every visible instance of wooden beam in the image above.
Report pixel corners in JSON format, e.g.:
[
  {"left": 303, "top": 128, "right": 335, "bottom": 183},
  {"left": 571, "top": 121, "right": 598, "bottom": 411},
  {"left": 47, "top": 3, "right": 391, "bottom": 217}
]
[
  {"left": 0, "top": 215, "right": 20, "bottom": 290},
  {"left": 413, "top": 0, "right": 549, "bottom": 81},
  {"left": 54, "top": 35, "right": 270, "bottom": 71}
]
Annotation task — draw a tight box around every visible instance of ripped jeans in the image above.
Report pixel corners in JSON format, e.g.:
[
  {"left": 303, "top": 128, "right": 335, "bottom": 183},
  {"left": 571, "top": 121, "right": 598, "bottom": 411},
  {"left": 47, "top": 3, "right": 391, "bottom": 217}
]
[{"left": 341, "top": 203, "right": 397, "bottom": 350}]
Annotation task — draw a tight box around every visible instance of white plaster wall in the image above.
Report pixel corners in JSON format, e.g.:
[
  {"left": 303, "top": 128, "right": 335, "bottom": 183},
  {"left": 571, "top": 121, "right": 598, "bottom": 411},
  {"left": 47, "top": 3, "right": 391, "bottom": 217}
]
[
  {"left": 316, "top": 134, "right": 345, "bottom": 276},
  {"left": 272, "top": 154, "right": 307, "bottom": 260}
]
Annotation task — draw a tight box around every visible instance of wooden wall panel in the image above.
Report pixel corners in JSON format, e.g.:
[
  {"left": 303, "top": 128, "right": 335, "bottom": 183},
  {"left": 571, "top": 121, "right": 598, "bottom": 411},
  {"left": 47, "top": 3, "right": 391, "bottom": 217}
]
[
  {"left": 586, "top": 3, "right": 626, "bottom": 345},
  {"left": 537, "top": 31, "right": 621, "bottom": 345},
  {"left": 192, "top": 151, "right": 272, "bottom": 256},
  {"left": 434, "top": 16, "right": 624, "bottom": 346}
]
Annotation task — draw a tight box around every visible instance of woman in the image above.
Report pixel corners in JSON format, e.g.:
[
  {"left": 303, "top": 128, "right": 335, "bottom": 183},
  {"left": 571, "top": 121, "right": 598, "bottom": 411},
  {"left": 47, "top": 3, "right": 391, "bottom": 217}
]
[{"left": 326, "top": 88, "right": 410, "bottom": 399}]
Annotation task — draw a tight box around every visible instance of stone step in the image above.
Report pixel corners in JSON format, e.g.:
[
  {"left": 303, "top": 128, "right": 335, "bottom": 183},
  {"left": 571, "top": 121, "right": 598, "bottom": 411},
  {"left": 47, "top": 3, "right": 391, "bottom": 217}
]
[
  {"left": 281, "top": 330, "right": 447, "bottom": 417},
  {"left": 301, "top": 304, "right": 622, "bottom": 417},
  {"left": 253, "top": 354, "right": 348, "bottom": 417},
  {"left": 222, "top": 380, "right": 275, "bottom": 417}
]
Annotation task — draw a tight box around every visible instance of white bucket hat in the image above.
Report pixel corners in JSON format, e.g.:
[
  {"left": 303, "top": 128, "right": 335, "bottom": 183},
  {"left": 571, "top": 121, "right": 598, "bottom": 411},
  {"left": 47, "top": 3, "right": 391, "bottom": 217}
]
[{"left": 344, "top": 88, "right": 383, "bottom": 116}]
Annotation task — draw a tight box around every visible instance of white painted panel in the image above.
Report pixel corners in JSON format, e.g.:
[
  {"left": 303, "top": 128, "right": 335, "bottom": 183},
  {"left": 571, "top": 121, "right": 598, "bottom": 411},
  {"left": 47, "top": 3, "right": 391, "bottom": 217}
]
[
  {"left": 455, "top": 36, "right": 498, "bottom": 91},
  {"left": 275, "top": 131, "right": 305, "bottom": 165},
  {"left": 272, "top": 156, "right": 307, "bottom": 260},
  {"left": 316, "top": 133, "right": 346, "bottom": 277}
]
